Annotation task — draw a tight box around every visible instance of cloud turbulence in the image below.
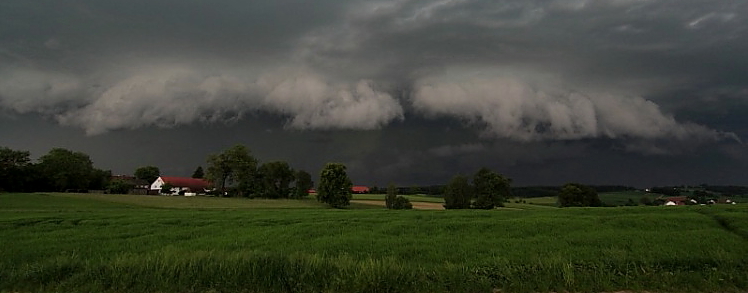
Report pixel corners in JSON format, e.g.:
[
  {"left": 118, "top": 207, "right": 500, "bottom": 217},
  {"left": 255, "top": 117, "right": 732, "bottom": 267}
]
[{"left": 1, "top": 0, "right": 747, "bottom": 186}]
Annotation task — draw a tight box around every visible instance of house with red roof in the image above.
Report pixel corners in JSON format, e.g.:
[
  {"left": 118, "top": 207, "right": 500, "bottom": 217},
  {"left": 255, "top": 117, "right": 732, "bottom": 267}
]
[
  {"left": 150, "top": 176, "right": 211, "bottom": 196},
  {"left": 664, "top": 196, "right": 692, "bottom": 206}
]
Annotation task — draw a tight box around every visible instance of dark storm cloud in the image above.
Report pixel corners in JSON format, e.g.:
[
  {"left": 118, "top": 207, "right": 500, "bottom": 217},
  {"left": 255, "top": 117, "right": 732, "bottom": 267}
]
[{"left": 1, "top": 0, "right": 748, "bottom": 186}]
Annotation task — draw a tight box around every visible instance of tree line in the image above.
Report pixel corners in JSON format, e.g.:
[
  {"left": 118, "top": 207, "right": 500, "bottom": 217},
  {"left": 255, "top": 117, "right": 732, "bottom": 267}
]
[{"left": 0, "top": 147, "right": 111, "bottom": 193}]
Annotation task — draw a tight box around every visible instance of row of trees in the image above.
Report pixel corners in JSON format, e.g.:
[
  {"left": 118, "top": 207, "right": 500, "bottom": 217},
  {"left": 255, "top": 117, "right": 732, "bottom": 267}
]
[
  {"left": 1, "top": 147, "right": 112, "bottom": 193},
  {"left": 443, "top": 168, "right": 511, "bottom": 209},
  {"left": 204, "top": 145, "right": 313, "bottom": 199}
]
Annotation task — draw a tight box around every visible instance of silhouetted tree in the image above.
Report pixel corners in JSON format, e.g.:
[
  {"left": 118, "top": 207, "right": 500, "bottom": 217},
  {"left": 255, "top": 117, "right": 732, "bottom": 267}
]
[
  {"left": 444, "top": 175, "right": 472, "bottom": 209},
  {"left": 206, "top": 144, "right": 258, "bottom": 196},
  {"left": 134, "top": 166, "right": 160, "bottom": 184},
  {"left": 37, "top": 148, "right": 94, "bottom": 192},
  {"left": 317, "top": 163, "right": 352, "bottom": 208},
  {"left": 472, "top": 167, "right": 511, "bottom": 209},
  {"left": 294, "top": 170, "right": 313, "bottom": 198},
  {"left": 0, "top": 146, "right": 31, "bottom": 192},
  {"left": 558, "top": 183, "right": 601, "bottom": 207},
  {"left": 386, "top": 183, "right": 397, "bottom": 209},
  {"left": 258, "top": 161, "right": 295, "bottom": 199}
]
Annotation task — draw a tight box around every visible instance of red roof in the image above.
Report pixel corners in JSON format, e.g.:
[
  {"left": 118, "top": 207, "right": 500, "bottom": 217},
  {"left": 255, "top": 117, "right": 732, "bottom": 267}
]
[
  {"left": 160, "top": 177, "right": 211, "bottom": 191},
  {"left": 351, "top": 186, "right": 369, "bottom": 193}
]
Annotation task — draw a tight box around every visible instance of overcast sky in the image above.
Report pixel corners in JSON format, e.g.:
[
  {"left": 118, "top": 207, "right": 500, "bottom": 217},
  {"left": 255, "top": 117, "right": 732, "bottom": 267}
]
[{"left": 1, "top": 0, "right": 747, "bottom": 187}]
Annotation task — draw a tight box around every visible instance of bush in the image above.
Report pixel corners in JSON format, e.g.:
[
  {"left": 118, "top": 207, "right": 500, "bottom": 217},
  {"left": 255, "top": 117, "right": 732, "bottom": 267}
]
[
  {"left": 391, "top": 196, "right": 412, "bottom": 210},
  {"left": 107, "top": 179, "right": 134, "bottom": 194}
]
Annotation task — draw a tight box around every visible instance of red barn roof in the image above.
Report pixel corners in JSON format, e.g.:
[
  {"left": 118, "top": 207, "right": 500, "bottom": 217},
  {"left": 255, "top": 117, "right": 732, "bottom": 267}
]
[
  {"left": 351, "top": 186, "right": 369, "bottom": 193},
  {"left": 160, "top": 177, "right": 211, "bottom": 191}
]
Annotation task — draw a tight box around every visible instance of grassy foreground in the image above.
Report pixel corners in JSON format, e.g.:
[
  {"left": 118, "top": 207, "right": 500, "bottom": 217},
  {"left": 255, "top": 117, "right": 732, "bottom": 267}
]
[{"left": 1, "top": 193, "right": 747, "bottom": 292}]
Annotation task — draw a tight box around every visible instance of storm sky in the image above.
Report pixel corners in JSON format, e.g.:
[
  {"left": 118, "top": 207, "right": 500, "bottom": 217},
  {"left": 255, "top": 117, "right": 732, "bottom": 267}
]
[{"left": 1, "top": 0, "right": 748, "bottom": 187}]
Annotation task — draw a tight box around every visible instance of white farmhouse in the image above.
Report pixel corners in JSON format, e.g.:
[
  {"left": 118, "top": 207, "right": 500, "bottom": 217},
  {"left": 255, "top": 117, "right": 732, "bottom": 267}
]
[{"left": 150, "top": 176, "right": 211, "bottom": 196}]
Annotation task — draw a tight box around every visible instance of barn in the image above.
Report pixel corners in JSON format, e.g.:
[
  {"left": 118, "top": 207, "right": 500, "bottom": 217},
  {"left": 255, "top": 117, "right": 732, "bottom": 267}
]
[{"left": 351, "top": 186, "right": 370, "bottom": 194}]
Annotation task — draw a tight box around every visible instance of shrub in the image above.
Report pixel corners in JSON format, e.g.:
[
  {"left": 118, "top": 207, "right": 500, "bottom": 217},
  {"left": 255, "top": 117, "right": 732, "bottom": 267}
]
[{"left": 391, "top": 196, "right": 412, "bottom": 210}]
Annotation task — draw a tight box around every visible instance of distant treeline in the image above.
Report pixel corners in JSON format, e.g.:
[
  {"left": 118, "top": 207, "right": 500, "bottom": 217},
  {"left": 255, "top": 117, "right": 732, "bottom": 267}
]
[
  {"left": 647, "top": 185, "right": 748, "bottom": 197},
  {"left": 369, "top": 185, "right": 636, "bottom": 198}
]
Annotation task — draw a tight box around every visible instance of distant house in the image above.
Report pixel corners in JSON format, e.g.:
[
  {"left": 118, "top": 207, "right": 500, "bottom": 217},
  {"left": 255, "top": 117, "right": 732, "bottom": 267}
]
[
  {"left": 351, "top": 186, "right": 370, "bottom": 194},
  {"left": 151, "top": 176, "right": 211, "bottom": 196},
  {"left": 664, "top": 196, "right": 688, "bottom": 206}
]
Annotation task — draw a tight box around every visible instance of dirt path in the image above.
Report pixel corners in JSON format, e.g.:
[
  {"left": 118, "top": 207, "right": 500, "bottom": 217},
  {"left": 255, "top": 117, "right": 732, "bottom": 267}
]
[{"left": 351, "top": 200, "right": 445, "bottom": 210}]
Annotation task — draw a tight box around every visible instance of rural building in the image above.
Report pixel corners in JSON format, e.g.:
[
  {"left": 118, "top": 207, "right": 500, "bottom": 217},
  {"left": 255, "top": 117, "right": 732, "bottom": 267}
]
[
  {"left": 664, "top": 196, "right": 688, "bottom": 206},
  {"left": 351, "top": 186, "right": 370, "bottom": 193},
  {"left": 151, "top": 176, "right": 211, "bottom": 196}
]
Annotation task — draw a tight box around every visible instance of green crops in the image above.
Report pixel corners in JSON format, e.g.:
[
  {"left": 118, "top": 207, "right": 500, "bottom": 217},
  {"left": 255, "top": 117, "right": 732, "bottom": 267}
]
[{"left": 1, "top": 193, "right": 747, "bottom": 292}]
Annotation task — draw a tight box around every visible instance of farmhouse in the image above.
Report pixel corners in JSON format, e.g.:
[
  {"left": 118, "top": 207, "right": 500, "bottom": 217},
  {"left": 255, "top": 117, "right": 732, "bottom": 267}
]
[
  {"left": 664, "top": 196, "right": 688, "bottom": 205},
  {"left": 150, "top": 176, "right": 211, "bottom": 196}
]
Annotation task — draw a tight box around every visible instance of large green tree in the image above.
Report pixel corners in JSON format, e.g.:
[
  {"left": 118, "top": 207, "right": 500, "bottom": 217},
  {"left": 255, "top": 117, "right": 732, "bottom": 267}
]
[
  {"left": 293, "top": 170, "right": 313, "bottom": 198},
  {"left": 472, "top": 167, "right": 511, "bottom": 209},
  {"left": 444, "top": 175, "right": 472, "bottom": 209},
  {"left": 37, "top": 148, "right": 94, "bottom": 191},
  {"left": 558, "top": 183, "right": 602, "bottom": 207},
  {"left": 258, "top": 161, "right": 295, "bottom": 199},
  {"left": 317, "top": 163, "right": 352, "bottom": 208},
  {"left": 0, "top": 146, "right": 31, "bottom": 192},
  {"left": 206, "top": 144, "right": 258, "bottom": 196},
  {"left": 89, "top": 168, "right": 113, "bottom": 190},
  {"left": 134, "top": 166, "right": 160, "bottom": 184}
]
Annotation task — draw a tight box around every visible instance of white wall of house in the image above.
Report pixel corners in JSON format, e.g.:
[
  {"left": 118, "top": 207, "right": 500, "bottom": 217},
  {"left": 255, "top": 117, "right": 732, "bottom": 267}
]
[
  {"left": 150, "top": 177, "right": 165, "bottom": 191},
  {"left": 150, "top": 177, "right": 185, "bottom": 195}
]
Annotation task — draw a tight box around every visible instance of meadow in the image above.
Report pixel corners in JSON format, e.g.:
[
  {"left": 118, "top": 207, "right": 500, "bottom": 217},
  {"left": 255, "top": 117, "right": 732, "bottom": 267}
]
[{"left": 1, "top": 193, "right": 747, "bottom": 292}]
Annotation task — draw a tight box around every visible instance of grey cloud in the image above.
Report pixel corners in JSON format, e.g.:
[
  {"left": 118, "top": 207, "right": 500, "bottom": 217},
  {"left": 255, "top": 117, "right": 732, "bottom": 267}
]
[
  {"left": 412, "top": 73, "right": 732, "bottom": 142},
  {"left": 1, "top": 0, "right": 747, "bottom": 157},
  {"left": 0, "top": 68, "right": 86, "bottom": 114},
  {"left": 0, "top": 66, "right": 404, "bottom": 135}
]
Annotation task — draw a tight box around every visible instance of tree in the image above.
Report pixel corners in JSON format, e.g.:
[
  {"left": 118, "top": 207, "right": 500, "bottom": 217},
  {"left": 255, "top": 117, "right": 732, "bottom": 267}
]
[
  {"left": 134, "top": 166, "right": 160, "bottom": 184},
  {"left": 89, "top": 168, "right": 112, "bottom": 190},
  {"left": 392, "top": 196, "right": 413, "bottom": 210},
  {"left": 385, "top": 183, "right": 397, "bottom": 209},
  {"left": 558, "top": 183, "right": 602, "bottom": 207},
  {"left": 37, "top": 148, "right": 94, "bottom": 191},
  {"left": 472, "top": 167, "right": 511, "bottom": 209},
  {"left": 206, "top": 144, "right": 258, "bottom": 197},
  {"left": 294, "top": 170, "right": 313, "bottom": 198},
  {"left": 192, "top": 166, "right": 204, "bottom": 179},
  {"left": 0, "top": 147, "right": 31, "bottom": 192},
  {"left": 108, "top": 179, "right": 135, "bottom": 194},
  {"left": 258, "top": 161, "right": 295, "bottom": 199},
  {"left": 444, "top": 175, "right": 472, "bottom": 209},
  {"left": 317, "top": 163, "right": 352, "bottom": 208},
  {"left": 161, "top": 183, "right": 174, "bottom": 195}
]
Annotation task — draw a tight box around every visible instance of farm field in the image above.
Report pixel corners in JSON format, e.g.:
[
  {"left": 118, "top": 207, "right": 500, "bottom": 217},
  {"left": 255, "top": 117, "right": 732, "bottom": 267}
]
[
  {"left": 1, "top": 193, "right": 747, "bottom": 292},
  {"left": 352, "top": 193, "right": 446, "bottom": 203},
  {"left": 598, "top": 190, "right": 657, "bottom": 206}
]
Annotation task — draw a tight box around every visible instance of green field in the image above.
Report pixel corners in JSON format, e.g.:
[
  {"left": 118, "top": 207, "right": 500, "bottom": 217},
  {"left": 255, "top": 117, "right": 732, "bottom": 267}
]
[
  {"left": 2, "top": 193, "right": 747, "bottom": 292},
  {"left": 598, "top": 190, "right": 657, "bottom": 206},
  {"left": 353, "top": 193, "right": 446, "bottom": 203}
]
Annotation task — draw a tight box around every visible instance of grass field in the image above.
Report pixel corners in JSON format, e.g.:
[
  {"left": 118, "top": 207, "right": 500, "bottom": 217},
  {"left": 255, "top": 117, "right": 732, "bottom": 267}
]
[
  {"left": 598, "top": 190, "right": 657, "bottom": 206},
  {"left": 352, "top": 193, "right": 446, "bottom": 203},
  {"left": 2, "top": 193, "right": 747, "bottom": 292}
]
